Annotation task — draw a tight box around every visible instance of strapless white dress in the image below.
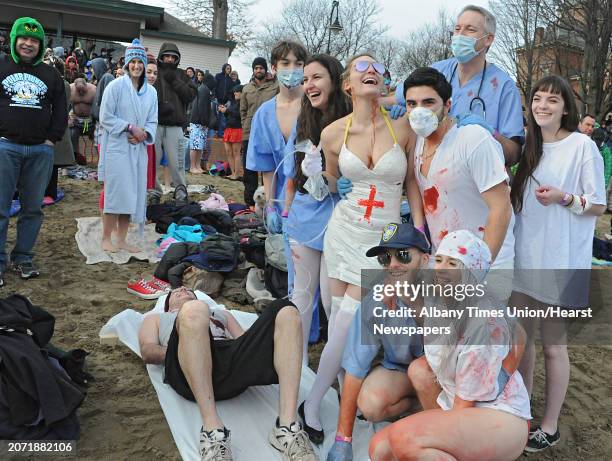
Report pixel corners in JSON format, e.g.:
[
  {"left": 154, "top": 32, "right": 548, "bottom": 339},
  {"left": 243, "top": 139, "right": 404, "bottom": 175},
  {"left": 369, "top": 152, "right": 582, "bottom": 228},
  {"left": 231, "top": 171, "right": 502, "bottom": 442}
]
[{"left": 324, "top": 143, "right": 407, "bottom": 285}]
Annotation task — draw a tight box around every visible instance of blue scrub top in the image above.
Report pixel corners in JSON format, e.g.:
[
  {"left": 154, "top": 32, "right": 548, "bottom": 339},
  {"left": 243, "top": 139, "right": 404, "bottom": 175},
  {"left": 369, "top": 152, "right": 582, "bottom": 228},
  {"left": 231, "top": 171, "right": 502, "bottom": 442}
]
[
  {"left": 342, "top": 292, "right": 424, "bottom": 380},
  {"left": 246, "top": 96, "right": 296, "bottom": 213},
  {"left": 283, "top": 134, "right": 338, "bottom": 251},
  {"left": 396, "top": 58, "right": 525, "bottom": 142}
]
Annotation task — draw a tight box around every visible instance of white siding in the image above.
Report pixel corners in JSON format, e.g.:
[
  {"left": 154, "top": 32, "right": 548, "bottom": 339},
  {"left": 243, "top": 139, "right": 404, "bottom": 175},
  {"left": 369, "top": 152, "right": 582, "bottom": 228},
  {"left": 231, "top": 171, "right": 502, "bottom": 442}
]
[{"left": 140, "top": 34, "right": 229, "bottom": 74}]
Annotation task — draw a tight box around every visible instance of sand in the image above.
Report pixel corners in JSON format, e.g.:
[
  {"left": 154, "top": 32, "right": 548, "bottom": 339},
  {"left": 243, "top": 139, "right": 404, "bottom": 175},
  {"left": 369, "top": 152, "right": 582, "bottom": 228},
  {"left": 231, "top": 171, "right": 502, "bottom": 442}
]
[{"left": 2, "top": 150, "right": 611, "bottom": 460}]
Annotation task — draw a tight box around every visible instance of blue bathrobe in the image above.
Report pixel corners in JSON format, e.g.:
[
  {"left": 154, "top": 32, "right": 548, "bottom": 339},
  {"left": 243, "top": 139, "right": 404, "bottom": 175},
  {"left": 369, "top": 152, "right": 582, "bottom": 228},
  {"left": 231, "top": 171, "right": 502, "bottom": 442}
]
[{"left": 99, "top": 75, "right": 157, "bottom": 227}]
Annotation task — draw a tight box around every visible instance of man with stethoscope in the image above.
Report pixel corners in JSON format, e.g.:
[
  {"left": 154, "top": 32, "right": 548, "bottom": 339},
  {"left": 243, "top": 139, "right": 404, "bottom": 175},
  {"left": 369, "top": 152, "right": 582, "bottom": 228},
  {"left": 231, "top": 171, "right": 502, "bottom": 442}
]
[{"left": 387, "top": 5, "right": 524, "bottom": 166}]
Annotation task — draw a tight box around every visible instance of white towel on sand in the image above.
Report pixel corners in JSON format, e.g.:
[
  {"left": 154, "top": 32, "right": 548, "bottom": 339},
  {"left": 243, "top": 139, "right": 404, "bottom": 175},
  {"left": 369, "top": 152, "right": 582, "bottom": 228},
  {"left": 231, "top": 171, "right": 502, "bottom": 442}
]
[
  {"left": 75, "top": 217, "right": 160, "bottom": 265},
  {"left": 99, "top": 291, "right": 378, "bottom": 460}
]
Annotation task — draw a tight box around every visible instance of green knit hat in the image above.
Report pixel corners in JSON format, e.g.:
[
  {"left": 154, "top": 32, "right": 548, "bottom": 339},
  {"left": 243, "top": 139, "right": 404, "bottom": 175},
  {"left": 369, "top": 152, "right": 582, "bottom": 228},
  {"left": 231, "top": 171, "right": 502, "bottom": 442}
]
[{"left": 10, "top": 17, "right": 45, "bottom": 65}]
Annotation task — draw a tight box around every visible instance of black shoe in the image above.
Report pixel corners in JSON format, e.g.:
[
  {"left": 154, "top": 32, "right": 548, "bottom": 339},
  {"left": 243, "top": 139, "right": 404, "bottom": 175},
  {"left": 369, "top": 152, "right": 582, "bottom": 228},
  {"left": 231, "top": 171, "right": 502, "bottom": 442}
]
[
  {"left": 173, "top": 184, "right": 188, "bottom": 206},
  {"left": 524, "top": 427, "right": 560, "bottom": 453},
  {"left": 11, "top": 261, "right": 40, "bottom": 279},
  {"left": 297, "top": 401, "right": 324, "bottom": 445}
]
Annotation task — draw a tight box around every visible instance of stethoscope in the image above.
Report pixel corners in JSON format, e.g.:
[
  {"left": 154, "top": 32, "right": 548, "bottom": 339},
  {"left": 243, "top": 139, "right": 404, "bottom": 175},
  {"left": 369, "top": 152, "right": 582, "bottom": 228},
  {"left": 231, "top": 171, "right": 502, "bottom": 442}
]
[{"left": 450, "top": 61, "right": 487, "bottom": 119}]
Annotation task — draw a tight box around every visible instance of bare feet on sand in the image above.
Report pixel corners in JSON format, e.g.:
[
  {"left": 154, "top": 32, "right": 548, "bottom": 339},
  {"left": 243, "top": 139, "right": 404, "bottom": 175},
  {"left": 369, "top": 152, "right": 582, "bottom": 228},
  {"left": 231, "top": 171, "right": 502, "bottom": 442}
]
[
  {"left": 116, "top": 241, "right": 142, "bottom": 253},
  {"left": 189, "top": 168, "right": 204, "bottom": 175},
  {"left": 101, "top": 239, "right": 118, "bottom": 253}
]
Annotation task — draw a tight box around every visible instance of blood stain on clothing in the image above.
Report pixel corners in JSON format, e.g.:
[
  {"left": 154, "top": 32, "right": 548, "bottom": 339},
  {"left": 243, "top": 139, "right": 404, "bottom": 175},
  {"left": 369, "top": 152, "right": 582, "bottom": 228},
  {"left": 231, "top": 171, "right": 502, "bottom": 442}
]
[
  {"left": 491, "top": 77, "right": 499, "bottom": 89},
  {"left": 423, "top": 186, "right": 439, "bottom": 213},
  {"left": 438, "top": 168, "right": 448, "bottom": 174},
  {"left": 458, "top": 246, "right": 467, "bottom": 255},
  {"left": 467, "top": 90, "right": 474, "bottom": 98},
  {"left": 478, "top": 226, "right": 485, "bottom": 232},
  {"left": 439, "top": 229, "right": 449, "bottom": 240}
]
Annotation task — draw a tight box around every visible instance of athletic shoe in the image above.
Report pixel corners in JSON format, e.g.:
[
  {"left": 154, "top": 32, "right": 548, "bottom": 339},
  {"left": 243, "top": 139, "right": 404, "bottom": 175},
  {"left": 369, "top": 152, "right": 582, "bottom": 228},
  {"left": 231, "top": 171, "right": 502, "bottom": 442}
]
[
  {"left": 126, "top": 278, "right": 163, "bottom": 300},
  {"left": 298, "top": 402, "right": 324, "bottom": 445},
  {"left": 147, "top": 276, "right": 171, "bottom": 292},
  {"left": 269, "top": 419, "right": 318, "bottom": 461},
  {"left": 0, "top": 270, "right": 4, "bottom": 288},
  {"left": 200, "top": 427, "right": 232, "bottom": 461},
  {"left": 11, "top": 262, "right": 40, "bottom": 279},
  {"left": 524, "top": 427, "right": 560, "bottom": 453}
]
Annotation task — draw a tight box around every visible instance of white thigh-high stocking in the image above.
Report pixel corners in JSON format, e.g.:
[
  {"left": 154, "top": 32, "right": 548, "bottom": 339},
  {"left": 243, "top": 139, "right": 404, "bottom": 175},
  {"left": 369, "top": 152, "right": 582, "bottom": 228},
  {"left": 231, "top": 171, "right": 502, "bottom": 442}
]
[
  {"left": 290, "top": 243, "right": 323, "bottom": 365},
  {"left": 304, "top": 295, "right": 360, "bottom": 431}
]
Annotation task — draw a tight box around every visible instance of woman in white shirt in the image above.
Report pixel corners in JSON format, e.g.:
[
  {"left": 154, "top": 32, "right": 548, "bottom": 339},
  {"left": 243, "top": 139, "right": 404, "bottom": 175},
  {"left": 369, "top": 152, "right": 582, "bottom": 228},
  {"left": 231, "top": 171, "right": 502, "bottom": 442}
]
[
  {"left": 369, "top": 230, "right": 531, "bottom": 461},
  {"left": 510, "top": 75, "right": 606, "bottom": 453}
]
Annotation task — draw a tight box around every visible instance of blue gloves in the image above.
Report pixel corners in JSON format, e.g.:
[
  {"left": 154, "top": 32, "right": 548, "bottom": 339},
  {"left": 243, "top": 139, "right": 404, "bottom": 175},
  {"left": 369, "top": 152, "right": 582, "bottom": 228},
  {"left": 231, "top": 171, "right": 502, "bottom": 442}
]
[
  {"left": 388, "top": 104, "right": 407, "bottom": 120},
  {"left": 336, "top": 176, "right": 353, "bottom": 199},
  {"left": 266, "top": 207, "right": 283, "bottom": 234},
  {"left": 456, "top": 113, "right": 494, "bottom": 134},
  {"left": 327, "top": 440, "right": 353, "bottom": 461}
]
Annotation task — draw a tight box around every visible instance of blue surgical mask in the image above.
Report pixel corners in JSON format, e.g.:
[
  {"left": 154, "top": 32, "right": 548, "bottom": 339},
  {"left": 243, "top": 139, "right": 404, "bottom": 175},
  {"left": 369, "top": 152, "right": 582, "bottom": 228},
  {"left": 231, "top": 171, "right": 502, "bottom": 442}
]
[
  {"left": 451, "top": 34, "right": 487, "bottom": 64},
  {"left": 277, "top": 68, "right": 304, "bottom": 88}
]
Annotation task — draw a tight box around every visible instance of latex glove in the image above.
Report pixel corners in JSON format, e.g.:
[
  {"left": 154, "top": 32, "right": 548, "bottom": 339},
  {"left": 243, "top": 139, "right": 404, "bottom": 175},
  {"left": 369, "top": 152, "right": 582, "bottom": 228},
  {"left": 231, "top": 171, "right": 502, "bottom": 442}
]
[
  {"left": 456, "top": 113, "right": 494, "bottom": 134},
  {"left": 301, "top": 153, "right": 323, "bottom": 177},
  {"left": 266, "top": 207, "right": 282, "bottom": 234},
  {"left": 336, "top": 176, "right": 353, "bottom": 199},
  {"left": 327, "top": 440, "right": 353, "bottom": 461},
  {"left": 388, "top": 104, "right": 407, "bottom": 120}
]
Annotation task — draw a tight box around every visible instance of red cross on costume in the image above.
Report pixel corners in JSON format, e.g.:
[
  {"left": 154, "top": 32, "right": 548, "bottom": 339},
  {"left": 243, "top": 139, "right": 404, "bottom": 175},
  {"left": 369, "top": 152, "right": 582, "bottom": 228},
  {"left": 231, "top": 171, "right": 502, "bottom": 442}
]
[{"left": 358, "top": 185, "right": 384, "bottom": 223}]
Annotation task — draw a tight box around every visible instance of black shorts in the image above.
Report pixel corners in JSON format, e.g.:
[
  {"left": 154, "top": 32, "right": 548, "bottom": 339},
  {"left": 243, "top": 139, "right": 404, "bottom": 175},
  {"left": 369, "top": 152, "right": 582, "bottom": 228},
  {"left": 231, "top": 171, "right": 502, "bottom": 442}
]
[{"left": 164, "top": 299, "right": 296, "bottom": 401}]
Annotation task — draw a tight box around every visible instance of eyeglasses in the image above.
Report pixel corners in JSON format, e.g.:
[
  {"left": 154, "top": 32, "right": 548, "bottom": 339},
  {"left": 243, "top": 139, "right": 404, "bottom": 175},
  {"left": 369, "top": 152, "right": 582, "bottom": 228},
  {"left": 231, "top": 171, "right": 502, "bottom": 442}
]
[
  {"left": 377, "top": 249, "right": 413, "bottom": 267},
  {"left": 354, "top": 61, "right": 385, "bottom": 75}
]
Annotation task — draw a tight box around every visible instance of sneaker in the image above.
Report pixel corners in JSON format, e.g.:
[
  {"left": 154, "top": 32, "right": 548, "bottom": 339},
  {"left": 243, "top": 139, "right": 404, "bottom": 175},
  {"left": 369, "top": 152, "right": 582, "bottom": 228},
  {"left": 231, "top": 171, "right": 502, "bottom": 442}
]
[
  {"left": 0, "top": 270, "right": 4, "bottom": 288},
  {"left": 200, "top": 427, "right": 232, "bottom": 461},
  {"left": 147, "top": 276, "right": 171, "bottom": 293},
  {"left": 127, "top": 278, "right": 164, "bottom": 300},
  {"left": 269, "top": 419, "right": 318, "bottom": 461},
  {"left": 173, "top": 184, "right": 189, "bottom": 206},
  {"left": 298, "top": 402, "right": 324, "bottom": 445},
  {"left": 524, "top": 427, "right": 560, "bottom": 453},
  {"left": 11, "top": 261, "right": 40, "bottom": 279}
]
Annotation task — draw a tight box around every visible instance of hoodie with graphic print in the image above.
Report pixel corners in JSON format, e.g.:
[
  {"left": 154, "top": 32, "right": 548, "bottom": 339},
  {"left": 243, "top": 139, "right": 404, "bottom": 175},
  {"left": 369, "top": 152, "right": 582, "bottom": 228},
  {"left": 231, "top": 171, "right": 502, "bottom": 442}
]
[{"left": 0, "top": 18, "right": 67, "bottom": 145}]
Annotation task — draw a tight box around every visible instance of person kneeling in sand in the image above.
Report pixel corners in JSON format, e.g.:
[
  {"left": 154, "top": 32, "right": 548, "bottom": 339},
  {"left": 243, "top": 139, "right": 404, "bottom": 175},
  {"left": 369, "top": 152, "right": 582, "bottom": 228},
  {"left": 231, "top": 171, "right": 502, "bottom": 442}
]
[
  {"left": 324, "top": 223, "right": 430, "bottom": 460},
  {"left": 99, "top": 39, "right": 157, "bottom": 253},
  {"left": 138, "top": 287, "right": 318, "bottom": 461}
]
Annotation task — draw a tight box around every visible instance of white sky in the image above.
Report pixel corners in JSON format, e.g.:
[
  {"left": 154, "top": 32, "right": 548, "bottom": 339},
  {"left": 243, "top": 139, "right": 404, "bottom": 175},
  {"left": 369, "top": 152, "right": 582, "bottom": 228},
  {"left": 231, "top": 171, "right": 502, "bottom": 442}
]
[{"left": 133, "top": 0, "right": 490, "bottom": 79}]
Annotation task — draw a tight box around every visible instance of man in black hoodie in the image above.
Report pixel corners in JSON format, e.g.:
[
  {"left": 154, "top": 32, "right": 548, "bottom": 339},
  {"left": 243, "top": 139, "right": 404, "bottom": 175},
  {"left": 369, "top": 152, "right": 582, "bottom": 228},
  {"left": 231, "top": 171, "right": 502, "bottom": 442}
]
[
  {"left": 0, "top": 17, "right": 67, "bottom": 286},
  {"left": 154, "top": 42, "right": 197, "bottom": 190}
]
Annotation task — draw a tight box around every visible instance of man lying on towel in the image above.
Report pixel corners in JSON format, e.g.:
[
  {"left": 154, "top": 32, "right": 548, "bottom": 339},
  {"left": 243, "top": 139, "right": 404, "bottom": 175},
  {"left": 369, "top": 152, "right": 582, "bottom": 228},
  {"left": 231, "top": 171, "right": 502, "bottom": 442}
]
[{"left": 138, "top": 287, "right": 318, "bottom": 461}]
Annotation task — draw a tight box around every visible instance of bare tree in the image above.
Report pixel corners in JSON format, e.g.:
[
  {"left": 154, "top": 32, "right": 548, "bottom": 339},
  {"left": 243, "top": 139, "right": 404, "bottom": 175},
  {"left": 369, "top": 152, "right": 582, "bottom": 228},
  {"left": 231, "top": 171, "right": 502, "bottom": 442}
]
[
  {"left": 394, "top": 8, "right": 453, "bottom": 76},
  {"left": 540, "top": 0, "right": 612, "bottom": 118},
  {"left": 370, "top": 36, "right": 405, "bottom": 79},
  {"left": 489, "top": 0, "right": 545, "bottom": 101},
  {"left": 171, "top": 0, "right": 254, "bottom": 49},
  {"left": 253, "top": 0, "right": 388, "bottom": 61}
]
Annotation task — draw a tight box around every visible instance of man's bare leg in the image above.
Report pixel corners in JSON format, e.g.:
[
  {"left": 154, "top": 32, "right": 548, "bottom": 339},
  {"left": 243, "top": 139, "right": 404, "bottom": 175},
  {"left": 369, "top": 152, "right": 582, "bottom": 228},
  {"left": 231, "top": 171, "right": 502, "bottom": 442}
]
[
  {"left": 101, "top": 213, "right": 118, "bottom": 252},
  {"left": 176, "top": 300, "right": 224, "bottom": 431},
  {"left": 357, "top": 366, "right": 416, "bottom": 422},
  {"left": 407, "top": 356, "right": 441, "bottom": 410},
  {"left": 273, "top": 306, "right": 303, "bottom": 426}
]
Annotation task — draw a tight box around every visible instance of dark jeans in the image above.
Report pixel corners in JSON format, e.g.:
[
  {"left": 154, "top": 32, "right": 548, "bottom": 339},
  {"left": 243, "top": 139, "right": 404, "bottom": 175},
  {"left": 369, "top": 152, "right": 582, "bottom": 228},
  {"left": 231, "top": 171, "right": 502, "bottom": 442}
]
[
  {"left": 0, "top": 138, "right": 54, "bottom": 270},
  {"left": 45, "top": 166, "right": 59, "bottom": 200},
  {"left": 242, "top": 140, "right": 259, "bottom": 206}
]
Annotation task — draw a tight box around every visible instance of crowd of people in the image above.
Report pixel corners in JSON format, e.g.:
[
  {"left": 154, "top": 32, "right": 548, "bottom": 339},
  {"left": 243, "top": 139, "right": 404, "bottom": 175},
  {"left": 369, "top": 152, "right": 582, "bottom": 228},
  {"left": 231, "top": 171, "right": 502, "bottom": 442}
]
[{"left": 0, "top": 5, "right": 610, "bottom": 461}]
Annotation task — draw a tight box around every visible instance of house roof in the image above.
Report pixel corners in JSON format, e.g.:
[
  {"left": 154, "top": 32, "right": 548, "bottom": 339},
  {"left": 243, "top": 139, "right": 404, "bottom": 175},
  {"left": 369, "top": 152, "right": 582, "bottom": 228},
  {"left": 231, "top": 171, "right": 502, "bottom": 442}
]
[{"left": 144, "top": 13, "right": 237, "bottom": 50}]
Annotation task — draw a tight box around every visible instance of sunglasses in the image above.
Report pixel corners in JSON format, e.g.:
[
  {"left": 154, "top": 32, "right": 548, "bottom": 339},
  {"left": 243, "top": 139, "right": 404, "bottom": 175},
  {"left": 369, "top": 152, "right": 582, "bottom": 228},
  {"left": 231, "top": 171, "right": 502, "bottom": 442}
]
[
  {"left": 377, "top": 249, "right": 413, "bottom": 267},
  {"left": 355, "top": 60, "right": 385, "bottom": 75}
]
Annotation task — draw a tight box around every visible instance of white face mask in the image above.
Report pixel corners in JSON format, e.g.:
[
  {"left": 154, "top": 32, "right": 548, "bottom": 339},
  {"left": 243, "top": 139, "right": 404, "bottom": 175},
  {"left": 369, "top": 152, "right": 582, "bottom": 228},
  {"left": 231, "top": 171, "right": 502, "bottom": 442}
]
[{"left": 409, "top": 107, "right": 443, "bottom": 137}]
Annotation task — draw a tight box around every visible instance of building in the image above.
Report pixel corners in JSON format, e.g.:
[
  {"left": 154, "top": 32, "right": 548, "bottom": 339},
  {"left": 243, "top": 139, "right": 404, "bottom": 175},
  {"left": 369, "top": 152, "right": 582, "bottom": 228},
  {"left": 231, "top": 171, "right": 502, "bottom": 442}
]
[{"left": 0, "top": 0, "right": 236, "bottom": 71}]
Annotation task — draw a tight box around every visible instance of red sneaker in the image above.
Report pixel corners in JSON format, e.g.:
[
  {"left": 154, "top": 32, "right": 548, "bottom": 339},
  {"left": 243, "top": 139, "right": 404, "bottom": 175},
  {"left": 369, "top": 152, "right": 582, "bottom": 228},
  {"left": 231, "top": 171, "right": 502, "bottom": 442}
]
[
  {"left": 148, "top": 276, "right": 171, "bottom": 293},
  {"left": 127, "top": 278, "right": 163, "bottom": 300}
]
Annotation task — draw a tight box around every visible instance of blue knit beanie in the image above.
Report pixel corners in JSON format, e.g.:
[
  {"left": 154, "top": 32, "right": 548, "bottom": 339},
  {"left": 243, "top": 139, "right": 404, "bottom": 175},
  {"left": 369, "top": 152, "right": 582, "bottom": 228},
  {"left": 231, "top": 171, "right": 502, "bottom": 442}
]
[{"left": 124, "top": 39, "right": 147, "bottom": 69}]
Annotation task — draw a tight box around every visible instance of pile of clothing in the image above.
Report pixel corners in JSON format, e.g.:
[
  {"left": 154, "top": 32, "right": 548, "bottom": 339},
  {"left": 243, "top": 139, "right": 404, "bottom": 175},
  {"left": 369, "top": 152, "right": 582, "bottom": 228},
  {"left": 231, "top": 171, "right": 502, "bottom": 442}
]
[{"left": 0, "top": 294, "right": 92, "bottom": 440}]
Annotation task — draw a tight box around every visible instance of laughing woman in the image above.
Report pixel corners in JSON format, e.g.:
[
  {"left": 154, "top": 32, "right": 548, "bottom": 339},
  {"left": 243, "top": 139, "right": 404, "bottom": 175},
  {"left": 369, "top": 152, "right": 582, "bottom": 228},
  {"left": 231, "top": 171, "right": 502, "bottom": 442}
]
[
  {"left": 283, "top": 54, "right": 351, "bottom": 365},
  {"left": 300, "top": 54, "right": 415, "bottom": 443}
]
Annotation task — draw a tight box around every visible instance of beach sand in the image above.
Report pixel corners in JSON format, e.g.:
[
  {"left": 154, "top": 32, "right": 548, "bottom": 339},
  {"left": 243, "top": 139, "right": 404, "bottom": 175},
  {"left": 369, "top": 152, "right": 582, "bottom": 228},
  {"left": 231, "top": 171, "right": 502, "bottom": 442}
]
[{"left": 2, "top": 152, "right": 611, "bottom": 460}]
